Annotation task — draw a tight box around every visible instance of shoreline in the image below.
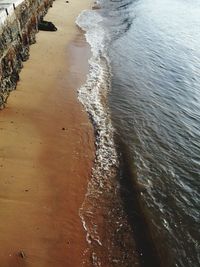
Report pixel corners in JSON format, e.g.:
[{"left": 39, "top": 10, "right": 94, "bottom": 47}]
[
  {"left": 0, "top": 0, "right": 94, "bottom": 266},
  {"left": 76, "top": 8, "right": 142, "bottom": 267}
]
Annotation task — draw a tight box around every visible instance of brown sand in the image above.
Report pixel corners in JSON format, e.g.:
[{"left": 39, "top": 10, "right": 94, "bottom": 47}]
[{"left": 0, "top": 0, "right": 94, "bottom": 266}]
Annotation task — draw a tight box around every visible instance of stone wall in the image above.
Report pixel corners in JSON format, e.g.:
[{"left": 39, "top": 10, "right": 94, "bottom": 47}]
[{"left": 0, "top": 0, "right": 53, "bottom": 109}]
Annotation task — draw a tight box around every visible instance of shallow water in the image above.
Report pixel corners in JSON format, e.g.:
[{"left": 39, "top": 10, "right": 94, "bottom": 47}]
[
  {"left": 106, "top": 0, "right": 200, "bottom": 266},
  {"left": 77, "top": 0, "right": 200, "bottom": 266}
]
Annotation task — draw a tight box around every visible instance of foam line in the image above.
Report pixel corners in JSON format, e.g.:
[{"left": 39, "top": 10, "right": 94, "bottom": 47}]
[{"left": 76, "top": 8, "right": 119, "bottom": 264}]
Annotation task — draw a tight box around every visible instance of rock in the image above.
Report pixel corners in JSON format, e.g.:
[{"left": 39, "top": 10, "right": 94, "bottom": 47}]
[{"left": 38, "top": 21, "right": 57, "bottom": 31}]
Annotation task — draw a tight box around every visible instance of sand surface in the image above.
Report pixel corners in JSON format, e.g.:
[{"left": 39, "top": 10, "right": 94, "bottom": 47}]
[{"left": 0, "top": 0, "right": 94, "bottom": 266}]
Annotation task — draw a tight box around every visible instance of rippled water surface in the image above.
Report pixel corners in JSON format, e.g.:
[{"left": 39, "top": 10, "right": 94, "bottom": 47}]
[
  {"left": 77, "top": 0, "right": 200, "bottom": 266},
  {"left": 101, "top": 0, "right": 200, "bottom": 266}
]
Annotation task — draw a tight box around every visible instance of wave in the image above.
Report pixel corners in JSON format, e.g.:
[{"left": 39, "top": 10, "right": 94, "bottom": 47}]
[
  {"left": 76, "top": 9, "right": 118, "bottom": 191},
  {"left": 76, "top": 8, "right": 138, "bottom": 267},
  {"left": 76, "top": 8, "right": 118, "bottom": 264}
]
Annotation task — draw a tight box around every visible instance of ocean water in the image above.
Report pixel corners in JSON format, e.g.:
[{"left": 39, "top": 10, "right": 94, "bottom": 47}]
[{"left": 76, "top": 0, "right": 200, "bottom": 266}]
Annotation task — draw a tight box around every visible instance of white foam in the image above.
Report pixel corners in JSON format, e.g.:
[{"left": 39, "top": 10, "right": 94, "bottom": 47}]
[
  {"left": 76, "top": 9, "right": 119, "bottom": 264},
  {"left": 76, "top": 9, "right": 118, "bottom": 174},
  {"left": 76, "top": 10, "right": 111, "bottom": 58}
]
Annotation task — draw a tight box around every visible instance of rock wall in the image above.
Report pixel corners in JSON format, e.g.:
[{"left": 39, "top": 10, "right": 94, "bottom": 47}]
[{"left": 0, "top": 0, "right": 53, "bottom": 109}]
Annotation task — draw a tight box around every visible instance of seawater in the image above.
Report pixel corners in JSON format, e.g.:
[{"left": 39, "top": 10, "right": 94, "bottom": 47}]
[
  {"left": 76, "top": 8, "right": 141, "bottom": 267},
  {"left": 76, "top": 0, "right": 200, "bottom": 266}
]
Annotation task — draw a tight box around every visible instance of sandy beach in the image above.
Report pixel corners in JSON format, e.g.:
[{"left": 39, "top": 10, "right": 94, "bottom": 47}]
[{"left": 0, "top": 0, "right": 94, "bottom": 266}]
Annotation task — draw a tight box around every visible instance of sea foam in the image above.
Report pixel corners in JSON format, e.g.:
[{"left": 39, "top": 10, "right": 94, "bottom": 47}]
[
  {"left": 76, "top": 8, "right": 120, "bottom": 265},
  {"left": 76, "top": 9, "right": 118, "bottom": 182},
  {"left": 76, "top": 8, "right": 139, "bottom": 267}
]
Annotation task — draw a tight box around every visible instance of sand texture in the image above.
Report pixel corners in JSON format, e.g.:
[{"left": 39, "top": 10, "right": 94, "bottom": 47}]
[{"left": 0, "top": 0, "right": 94, "bottom": 266}]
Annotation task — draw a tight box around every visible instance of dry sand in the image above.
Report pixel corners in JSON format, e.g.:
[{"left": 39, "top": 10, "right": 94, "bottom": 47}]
[{"left": 0, "top": 0, "right": 94, "bottom": 266}]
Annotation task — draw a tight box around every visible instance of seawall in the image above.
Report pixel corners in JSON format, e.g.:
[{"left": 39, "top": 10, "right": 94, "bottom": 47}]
[{"left": 0, "top": 0, "right": 53, "bottom": 109}]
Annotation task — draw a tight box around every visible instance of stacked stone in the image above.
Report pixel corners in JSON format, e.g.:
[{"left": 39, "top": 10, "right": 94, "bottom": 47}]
[{"left": 0, "top": 0, "right": 53, "bottom": 109}]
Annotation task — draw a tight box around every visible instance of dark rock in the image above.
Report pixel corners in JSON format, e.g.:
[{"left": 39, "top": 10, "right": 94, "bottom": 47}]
[{"left": 38, "top": 21, "right": 57, "bottom": 31}]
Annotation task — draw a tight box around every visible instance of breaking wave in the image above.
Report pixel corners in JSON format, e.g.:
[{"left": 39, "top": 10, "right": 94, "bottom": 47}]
[
  {"left": 76, "top": 9, "right": 118, "bottom": 175},
  {"left": 76, "top": 8, "right": 139, "bottom": 267}
]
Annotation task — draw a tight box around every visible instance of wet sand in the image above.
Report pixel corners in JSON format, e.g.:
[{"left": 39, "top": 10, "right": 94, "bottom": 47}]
[{"left": 0, "top": 0, "right": 94, "bottom": 266}]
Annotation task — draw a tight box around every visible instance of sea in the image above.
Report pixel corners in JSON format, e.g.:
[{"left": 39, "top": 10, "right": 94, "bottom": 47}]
[{"left": 76, "top": 0, "right": 200, "bottom": 266}]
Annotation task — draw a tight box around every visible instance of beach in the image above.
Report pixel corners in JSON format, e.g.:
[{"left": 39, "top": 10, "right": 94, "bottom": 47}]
[{"left": 0, "top": 0, "right": 94, "bottom": 266}]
